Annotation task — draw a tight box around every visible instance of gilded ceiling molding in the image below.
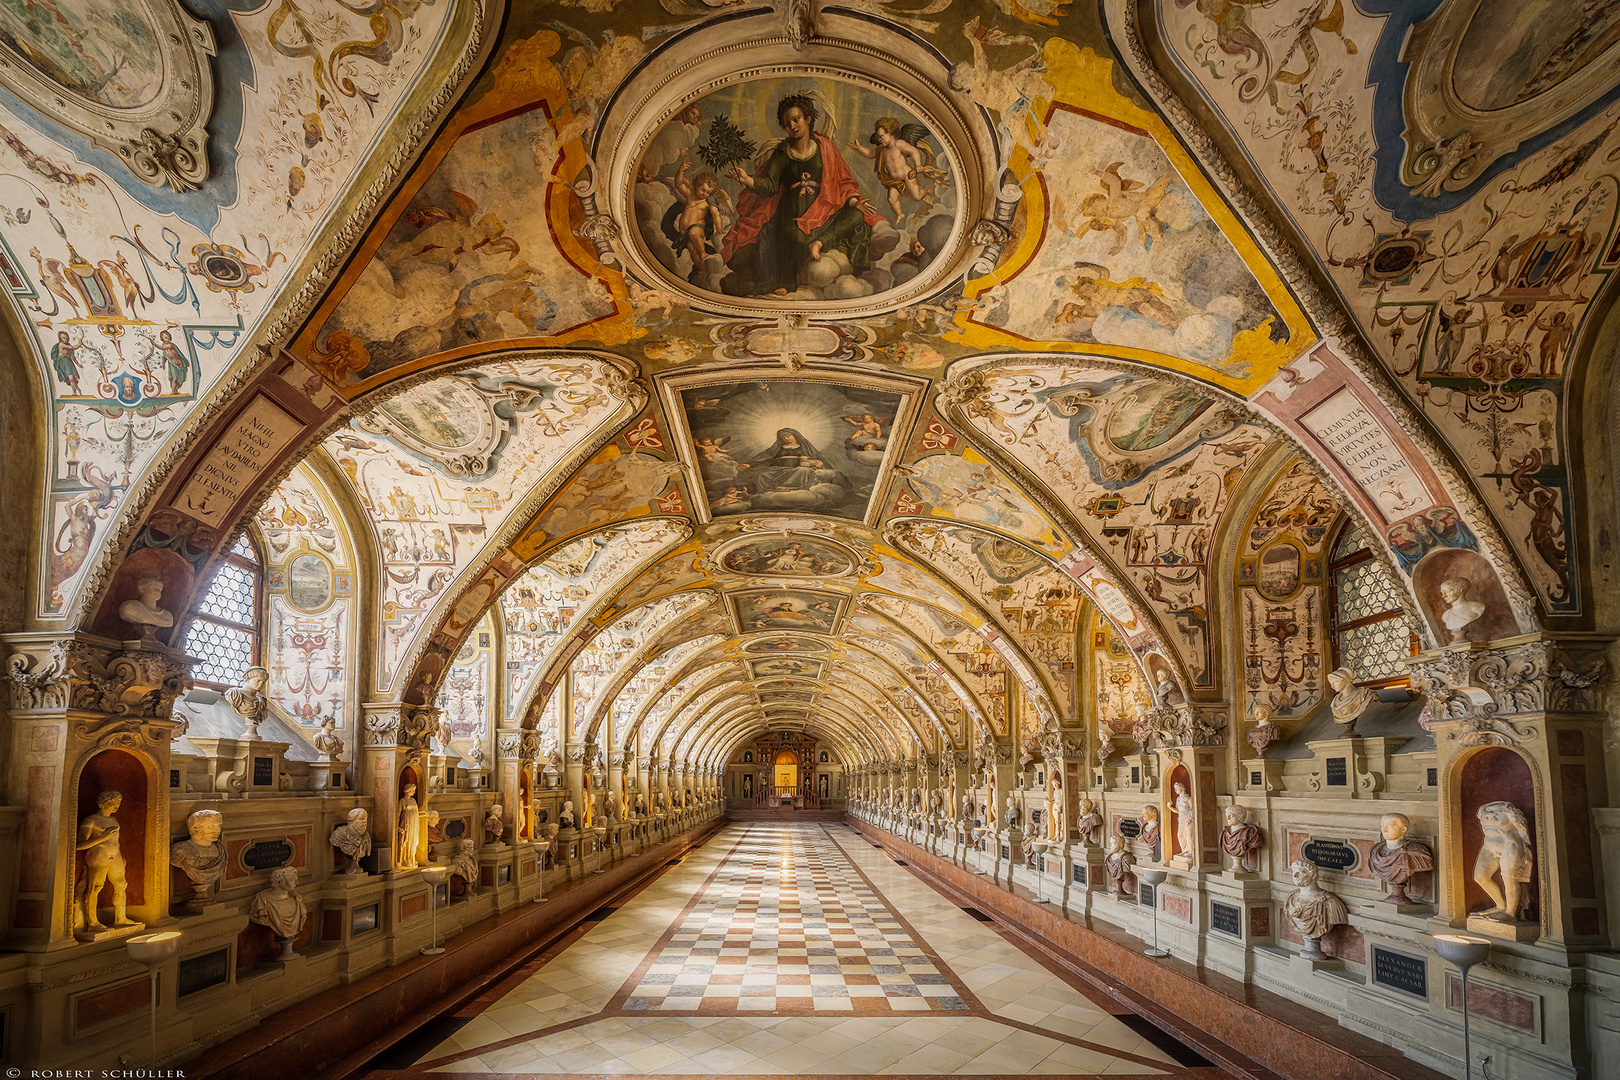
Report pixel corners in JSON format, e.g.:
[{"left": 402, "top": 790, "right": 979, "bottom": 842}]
[
  {"left": 1107, "top": 0, "right": 1539, "bottom": 632},
  {"left": 0, "top": 0, "right": 216, "bottom": 192}
]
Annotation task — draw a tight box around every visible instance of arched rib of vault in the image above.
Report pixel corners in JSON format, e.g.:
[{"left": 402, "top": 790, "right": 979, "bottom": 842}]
[
  {"left": 569, "top": 590, "right": 717, "bottom": 741},
  {"left": 840, "top": 632, "right": 978, "bottom": 748},
  {"left": 855, "top": 594, "right": 1014, "bottom": 737},
  {"left": 670, "top": 697, "right": 755, "bottom": 759},
  {"left": 819, "top": 668, "right": 928, "bottom": 746},
  {"left": 602, "top": 631, "right": 728, "bottom": 747},
  {"left": 581, "top": 601, "right": 737, "bottom": 747},
  {"left": 642, "top": 663, "right": 750, "bottom": 753},
  {"left": 1110, "top": 0, "right": 1548, "bottom": 631},
  {"left": 629, "top": 649, "right": 744, "bottom": 737},
  {"left": 495, "top": 518, "right": 690, "bottom": 728}
]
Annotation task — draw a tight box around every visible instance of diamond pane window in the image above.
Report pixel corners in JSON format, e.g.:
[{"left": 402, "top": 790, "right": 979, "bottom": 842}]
[
  {"left": 184, "top": 535, "right": 262, "bottom": 689},
  {"left": 1328, "top": 523, "right": 1413, "bottom": 687}
]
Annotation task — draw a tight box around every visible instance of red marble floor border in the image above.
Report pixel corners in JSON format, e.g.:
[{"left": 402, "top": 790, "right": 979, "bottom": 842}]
[
  {"left": 846, "top": 817, "right": 1449, "bottom": 1080},
  {"left": 410, "top": 823, "right": 1189, "bottom": 1077}
]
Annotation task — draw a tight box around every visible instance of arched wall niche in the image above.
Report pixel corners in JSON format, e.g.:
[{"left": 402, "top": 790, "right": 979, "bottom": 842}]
[
  {"left": 1454, "top": 746, "right": 1542, "bottom": 928},
  {"left": 72, "top": 748, "right": 158, "bottom": 930}
]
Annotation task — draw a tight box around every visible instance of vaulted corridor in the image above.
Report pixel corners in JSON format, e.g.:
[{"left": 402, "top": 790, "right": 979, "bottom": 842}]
[{"left": 382, "top": 823, "right": 1201, "bottom": 1076}]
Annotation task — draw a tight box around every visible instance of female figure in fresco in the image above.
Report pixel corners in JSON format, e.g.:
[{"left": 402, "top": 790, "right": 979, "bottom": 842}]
[{"left": 722, "top": 94, "right": 882, "bottom": 296}]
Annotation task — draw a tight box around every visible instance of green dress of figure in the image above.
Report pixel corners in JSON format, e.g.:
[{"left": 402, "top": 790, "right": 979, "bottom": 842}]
[{"left": 724, "top": 135, "right": 874, "bottom": 295}]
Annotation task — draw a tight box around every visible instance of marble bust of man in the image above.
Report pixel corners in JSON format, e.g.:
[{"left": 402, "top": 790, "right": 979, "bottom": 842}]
[
  {"left": 1076, "top": 797, "right": 1103, "bottom": 846},
  {"left": 1283, "top": 859, "right": 1347, "bottom": 958},
  {"left": 558, "top": 800, "right": 576, "bottom": 830},
  {"left": 1219, "top": 804, "right": 1263, "bottom": 873},
  {"left": 312, "top": 717, "right": 345, "bottom": 758},
  {"left": 1104, "top": 834, "right": 1135, "bottom": 893},
  {"left": 119, "top": 577, "right": 173, "bottom": 641},
  {"left": 170, "top": 808, "right": 227, "bottom": 905},
  {"left": 77, "top": 790, "right": 137, "bottom": 934},
  {"left": 1474, "top": 800, "right": 1534, "bottom": 921},
  {"left": 331, "top": 807, "right": 372, "bottom": 874},
  {"left": 1439, "top": 577, "right": 1487, "bottom": 643},
  {"left": 1368, "top": 812, "right": 1434, "bottom": 905},
  {"left": 249, "top": 866, "right": 308, "bottom": 959},
  {"left": 224, "top": 667, "right": 270, "bottom": 739},
  {"left": 448, "top": 839, "right": 479, "bottom": 895},
  {"left": 1138, "top": 805, "right": 1161, "bottom": 860},
  {"left": 1328, "top": 666, "right": 1376, "bottom": 736},
  {"left": 484, "top": 803, "right": 506, "bottom": 844}
]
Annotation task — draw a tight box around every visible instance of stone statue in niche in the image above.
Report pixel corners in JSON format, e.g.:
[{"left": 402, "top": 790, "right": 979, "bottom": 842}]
[
  {"left": 1328, "top": 667, "right": 1376, "bottom": 737},
  {"left": 396, "top": 783, "right": 422, "bottom": 870},
  {"left": 1172, "top": 782, "right": 1194, "bottom": 857},
  {"left": 1076, "top": 797, "right": 1103, "bottom": 846},
  {"left": 1138, "top": 805, "right": 1161, "bottom": 862},
  {"left": 119, "top": 577, "right": 174, "bottom": 642},
  {"left": 484, "top": 804, "right": 505, "bottom": 844},
  {"left": 248, "top": 866, "right": 308, "bottom": 961},
  {"left": 1283, "top": 859, "right": 1348, "bottom": 960},
  {"left": 1474, "top": 801, "right": 1534, "bottom": 921},
  {"left": 76, "top": 790, "right": 139, "bottom": 938},
  {"left": 1368, "top": 813, "right": 1434, "bottom": 905},
  {"left": 170, "top": 808, "right": 227, "bottom": 907},
  {"left": 559, "top": 800, "right": 576, "bottom": 830},
  {"left": 1104, "top": 834, "right": 1135, "bottom": 894},
  {"left": 1047, "top": 776, "right": 1064, "bottom": 842},
  {"left": 313, "top": 717, "right": 345, "bottom": 759},
  {"left": 224, "top": 667, "right": 271, "bottom": 740},
  {"left": 331, "top": 807, "right": 372, "bottom": 874},
  {"left": 1439, "top": 577, "right": 1487, "bottom": 643},
  {"left": 449, "top": 839, "right": 479, "bottom": 895},
  {"left": 1219, "top": 805, "right": 1263, "bottom": 873}
]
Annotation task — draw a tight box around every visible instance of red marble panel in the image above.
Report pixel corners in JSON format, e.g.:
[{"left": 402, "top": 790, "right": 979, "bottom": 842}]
[
  {"left": 400, "top": 892, "right": 427, "bottom": 919},
  {"left": 1446, "top": 973, "right": 1535, "bottom": 1033},
  {"left": 1249, "top": 905, "right": 1271, "bottom": 938},
  {"left": 1346, "top": 838, "right": 1376, "bottom": 880},
  {"left": 290, "top": 831, "right": 308, "bottom": 868},
  {"left": 1323, "top": 924, "right": 1365, "bottom": 964},
  {"left": 1164, "top": 893, "right": 1191, "bottom": 921},
  {"left": 1572, "top": 906, "right": 1600, "bottom": 936},
  {"left": 521, "top": 858, "right": 536, "bottom": 877},
  {"left": 225, "top": 837, "right": 251, "bottom": 879},
  {"left": 21, "top": 764, "right": 56, "bottom": 892},
  {"left": 1199, "top": 768, "right": 1218, "bottom": 850},
  {"left": 323, "top": 908, "right": 343, "bottom": 942},
  {"left": 75, "top": 976, "right": 150, "bottom": 1032},
  {"left": 13, "top": 898, "right": 44, "bottom": 928},
  {"left": 1560, "top": 764, "right": 1595, "bottom": 899},
  {"left": 1280, "top": 917, "right": 1303, "bottom": 944},
  {"left": 1288, "top": 829, "right": 1306, "bottom": 865},
  {"left": 30, "top": 725, "right": 58, "bottom": 752},
  {"left": 1555, "top": 729, "right": 1583, "bottom": 757}
]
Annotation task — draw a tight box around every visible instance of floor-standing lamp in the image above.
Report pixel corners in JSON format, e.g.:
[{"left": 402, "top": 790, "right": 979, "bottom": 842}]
[
  {"left": 1435, "top": 934, "right": 1491, "bottom": 1079},
  {"left": 1138, "top": 868, "right": 1168, "bottom": 958},
  {"left": 126, "top": 931, "right": 183, "bottom": 1067},
  {"left": 421, "top": 865, "right": 448, "bottom": 956},
  {"left": 1029, "top": 841, "right": 1051, "bottom": 904}
]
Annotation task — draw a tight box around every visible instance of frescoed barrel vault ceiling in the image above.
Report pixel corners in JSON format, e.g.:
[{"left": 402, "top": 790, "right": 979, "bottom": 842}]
[{"left": 5, "top": 0, "right": 1620, "bottom": 770}]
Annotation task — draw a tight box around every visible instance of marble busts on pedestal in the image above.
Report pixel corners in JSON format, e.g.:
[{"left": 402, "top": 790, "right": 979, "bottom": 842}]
[
  {"left": 1368, "top": 813, "right": 1433, "bottom": 905},
  {"left": 248, "top": 866, "right": 308, "bottom": 961},
  {"left": 559, "top": 800, "right": 576, "bottom": 830},
  {"left": 1104, "top": 835, "right": 1135, "bottom": 894},
  {"left": 1283, "top": 859, "right": 1347, "bottom": 959},
  {"left": 1138, "top": 805, "right": 1161, "bottom": 862},
  {"left": 1219, "top": 805, "right": 1263, "bottom": 873},
  {"left": 313, "top": 717, "right": 345, "bottom": 759},
  {"left": 484, "top": 803, "right": 506, "bottom": 844},
  {"left": 224, "top": 667, "right": 270, "bottom": 740},
  {"left": 170, "top": 808, "right": 227, "bottom": 907},
  {"left": 1474, "top": 801, "right": 1534, "bottom": 921},
  {"left": 1327, "top": 667, "right": 1375, "bottom": 738},
  {"left": 1076, "top": 798, "right": 1103, "bottom": 846},
  {"left": 76, "top": 790, "right": 140, "bottom": 938},
  {"left": 119, "top": 577, "right": 174, "bottom": 642},
  {"left": 331, "top": 808, "right": 372, "bottom": 874},
  {"left": 449, "top": 839, "right": 479, "bottom": 894}
]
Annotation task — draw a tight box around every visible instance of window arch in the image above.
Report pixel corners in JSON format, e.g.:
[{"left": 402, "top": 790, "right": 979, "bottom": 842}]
[
  {"left": 1327, "top": 523, "right": 1415, "bottom": 687},
  {"left": 184, "top": 534, "right": 263, "bottom": 689}
]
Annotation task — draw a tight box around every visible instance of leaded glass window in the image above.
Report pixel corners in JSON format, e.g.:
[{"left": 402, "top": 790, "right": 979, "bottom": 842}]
[
  {"left": 1328, "top": 523, "right": 1413, "bottom": 685},
  {"left": 184, "top": 535, "right": 262, "bottom": 688}
]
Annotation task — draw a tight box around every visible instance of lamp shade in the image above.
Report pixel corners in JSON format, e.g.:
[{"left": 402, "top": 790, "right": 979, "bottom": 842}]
[
  {"left": 1434, "top": 934, "right": 1490, "bottom": 970},
  {"left": 126, "top": 931, "right": 183, "bottom": 967},
  {"left": 420, "top": 865, "right": 449, "bottom": 883},
  {"left": 1138, "top": 868, "right": 1168, "bottom": 886}
]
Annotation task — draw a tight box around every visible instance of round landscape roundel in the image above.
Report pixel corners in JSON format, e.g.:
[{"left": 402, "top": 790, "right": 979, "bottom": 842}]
[{"left": 633, "top": 77, "right": 961, "bottom": 303}]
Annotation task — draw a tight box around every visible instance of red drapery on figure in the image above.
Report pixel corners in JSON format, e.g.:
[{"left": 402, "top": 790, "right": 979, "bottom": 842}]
[{"left": 722, "top": 134, "right": 881, "bottom": 260}]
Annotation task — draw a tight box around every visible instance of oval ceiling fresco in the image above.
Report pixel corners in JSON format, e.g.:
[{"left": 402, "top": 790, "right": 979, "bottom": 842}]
[{"left": 631, "top": 76, "right": 961, "bottom": 304}]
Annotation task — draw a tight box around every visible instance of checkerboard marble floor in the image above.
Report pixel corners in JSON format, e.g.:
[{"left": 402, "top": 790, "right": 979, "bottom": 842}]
[{"left": 403, "top": 823, "right": 1208, "bottom": 1076}]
